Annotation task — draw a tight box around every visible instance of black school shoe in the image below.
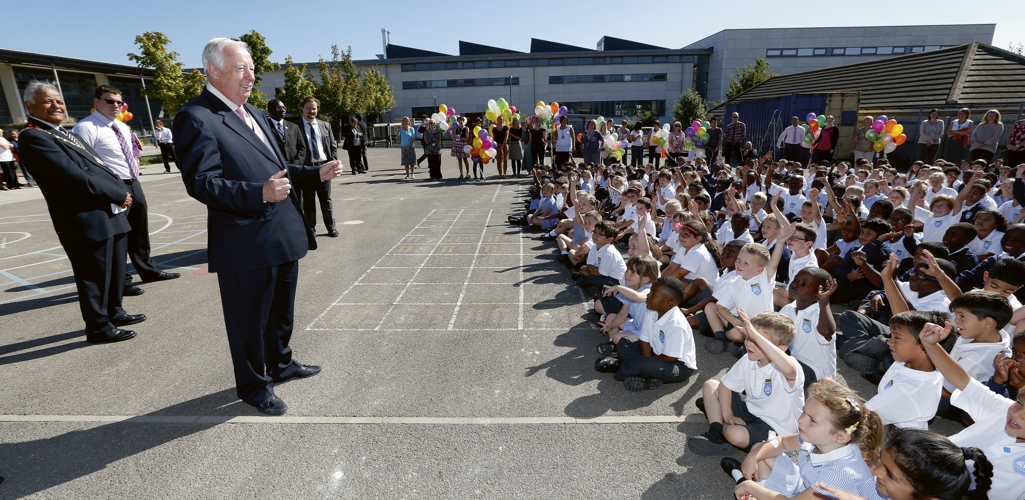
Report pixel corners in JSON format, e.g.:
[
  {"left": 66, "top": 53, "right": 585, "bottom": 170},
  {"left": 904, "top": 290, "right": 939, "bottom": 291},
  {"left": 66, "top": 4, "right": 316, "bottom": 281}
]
[
  {"left": 687, "top": 431, "right": 733, "bottom": 456},
  {"left": 720, "top": 457, "right": 746, "bottom": 484},
  {"left": 624, "top": 377, "right": 662, "bottom": 392},
  {"left": 594, "top": 356, "right": 622, "bottom": 373},
  {"left": 596, "top": 342, "right": 617, "bottom": 357},
  {"left": 704, "top": 338, "right": 731, "bottom": 354}
]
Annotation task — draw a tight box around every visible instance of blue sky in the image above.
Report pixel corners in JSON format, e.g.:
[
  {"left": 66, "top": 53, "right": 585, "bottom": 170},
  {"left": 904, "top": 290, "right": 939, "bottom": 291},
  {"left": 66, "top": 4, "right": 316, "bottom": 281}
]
[{"left": 2, "top": 1, "right": 1020, "bottom": 67}]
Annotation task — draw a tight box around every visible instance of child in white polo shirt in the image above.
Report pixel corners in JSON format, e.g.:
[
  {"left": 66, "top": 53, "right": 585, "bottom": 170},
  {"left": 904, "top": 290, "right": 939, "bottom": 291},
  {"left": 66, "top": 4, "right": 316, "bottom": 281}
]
[
  {"left": 772, "top": 223, "right": 819, "bottom": 308},
  {"left": 689, "top": 311, "right": 803, "bottom": 455},
  {"left": 594, "top": 277, "right": 697, "bottom": 392},
  {"left": 865, "top": 311, "right": 946, "bottom": 430},
  {"left": 920, "top": 321, "right": 1024, "bottom": 500},
  {"left": 780, "top": 266, "right": 838, "bottom": 390},
  {"left": 704, "top": 243, "right": 776, "bottom": 355},
  {"left": 575, "top": 220, "right": 626, "bottom": 297}
]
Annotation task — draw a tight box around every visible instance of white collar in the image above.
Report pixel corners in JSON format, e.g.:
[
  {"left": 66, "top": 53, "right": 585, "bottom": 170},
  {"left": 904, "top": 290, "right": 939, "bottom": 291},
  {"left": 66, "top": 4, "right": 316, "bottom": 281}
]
[
  {"left": 206, "top": 84, "right": 244, "bottom": 111},
  {"left": 808, "top": 442, "right": 857, "bottom": 466}
]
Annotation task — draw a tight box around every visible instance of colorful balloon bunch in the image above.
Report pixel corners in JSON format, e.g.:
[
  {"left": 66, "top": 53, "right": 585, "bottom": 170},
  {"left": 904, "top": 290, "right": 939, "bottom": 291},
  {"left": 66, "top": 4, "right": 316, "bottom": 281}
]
[
  {"left": 685, "top": 119, "right": 711, "bottom": 150},
  {"left": 651, "top": 123, "right": 672, "bottom": 157},
  {"left": 533, "top": 101, "right": 564, "bottom": 128},
  {"left": 486, "top": 98, "right": 519, "bottom": 124},
  {"left": 601, "top": 128, "right": 627, "bottom": 161},
  {"left": 799, "top": 113, "right": 830, "bottom": 147},
  {"left": 462, "top": 125, "right": 497, "bottom": 164},
  {"left": 430, "top": 104, "right": 458, "bottom": 131},
  {"left": 865, "top": 115, "right": 907, "bottom": 153}
]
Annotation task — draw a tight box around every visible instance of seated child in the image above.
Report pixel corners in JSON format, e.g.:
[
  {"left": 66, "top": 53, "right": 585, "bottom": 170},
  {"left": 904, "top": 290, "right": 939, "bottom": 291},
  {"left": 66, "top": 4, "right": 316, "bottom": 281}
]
[
  {"left": 574, "top": 221, "right": 626, "bottom": 297},
  {"left": 525, "top": 183, "right": 561, "bottom": 230},
  {"left": 594, "top": 256, "right": 659, "bottom": 350},
  {"left": 715, "top": 211, "right": 754, "bottom": 245},
  {"left": 919, "top": 320, "right": 1023, "bottom": 500},
  {"left": 987, "top": 332, "right": 1025, "bottom": 400},
  {"left": 663, "top": 221, "right": 722, "bottom": 307},
  {"left": 780, "top": 266, "right": 838, "bottom": 389},
  {"left": 688, "top": 311, "right": 804, "bottom": 455},
  {"left": 828, "top": 217, "right": 893, "bottom": 305},
  {"left": 725, "top": 379, "right": 883, "bottom": 500},
  {"left": 967, "top": 209, "right": 1008, "bottom": 260},
  {"left": 594, "top": 277, "right": 696, "bottom": 392},
  {"left": 681, "top": 239, "right": 744, "bottom": 319},
  {"left": 703, "top": 243, "right": 777, "bottom": 356},
  {"left": 772, "top": 223, "right": 819, "bottom": 308},
  {"left": 941, "top": 222, "right": 980, "bottom": 274},
  {"left": 864, "top": 311, "right": 947, "bottom": 430},
  {"left": 561, "top": 210, "right": 600, "bottom": 267}
]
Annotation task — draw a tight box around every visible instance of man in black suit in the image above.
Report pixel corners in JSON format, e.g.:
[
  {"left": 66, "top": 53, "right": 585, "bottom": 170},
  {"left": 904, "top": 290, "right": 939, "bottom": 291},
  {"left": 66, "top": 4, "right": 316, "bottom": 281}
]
[
  {"left": 19, "top": 81, "right": 144, "bottom": 344},
  {"left": 342, "top": 115, "right": 368, "bottom": 178},
  {"left": 356, "top": 113, "right": 370, "bottom": 172},
  {"left": 296, "top": 96, "right": 340, "bottom": 237},
  {"left": 173, "top": 38, "right": 343, "bottom": 416},
  {"left": 265, "top": 99, "right": 306, "bottom": 165}
]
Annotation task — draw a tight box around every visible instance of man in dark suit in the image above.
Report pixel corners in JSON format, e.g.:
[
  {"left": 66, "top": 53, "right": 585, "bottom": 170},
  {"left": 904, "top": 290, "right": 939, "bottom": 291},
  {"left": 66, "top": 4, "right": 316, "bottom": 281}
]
[
  {"left": 173, "top": 38, "right": 344, "bottom": 416},
  {"left": 265, "top": 99, "right": 306, "bottom": 165},
  {"left": 356, "top": 113, "right": 370, "bottom": 172},
  {"left": 296, "top": 96, "right": 340, "bottom": 237},
  {"left": 342, "top": 115, "right": 367, "bottom": 176},
  {"left": 19, "top": 81, "right": 144, "bottom": 344}
]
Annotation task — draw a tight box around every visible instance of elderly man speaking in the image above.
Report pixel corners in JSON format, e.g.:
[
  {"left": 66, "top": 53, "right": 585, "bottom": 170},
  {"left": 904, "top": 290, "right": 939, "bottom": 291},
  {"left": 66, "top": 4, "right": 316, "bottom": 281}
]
[{"left": 173, "top": 38, "right": 344, "bottom": 415}]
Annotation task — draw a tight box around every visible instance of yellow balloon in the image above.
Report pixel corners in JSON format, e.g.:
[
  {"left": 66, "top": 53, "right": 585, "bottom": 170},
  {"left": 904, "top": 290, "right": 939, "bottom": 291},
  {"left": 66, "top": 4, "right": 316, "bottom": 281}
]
[
  {"left": 473, "top": 126, "right": 482, "bottom": 137},
  {"left": 473, "top": 138, "right": 483, "bottom": 148},
  {"left": 891, "top": 124, "right": 904, "bottom": 137},
  {"left": 697, "top": 127, "right": 706, "bottom": 135},
  {"left": 873, "top": 140, "right": 885, "bottom": 152},
  {"left": 485, "top": 109, "right": 497, "bottom": 121},
  {"left": 536, "top": 101, "right": 545, "bottom": 108},
  {"left": 439, "top": 104, "right": 447, "bottom": 114},
  {"left": 480, "top": 150, "right": 490, "bottom": 160}
]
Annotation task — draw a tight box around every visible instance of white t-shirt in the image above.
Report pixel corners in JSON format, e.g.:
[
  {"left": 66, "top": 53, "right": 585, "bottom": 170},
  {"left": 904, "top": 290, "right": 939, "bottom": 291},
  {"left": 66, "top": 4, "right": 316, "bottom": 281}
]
[
  {"left": 968, "top": 230, "right": 1004, "bottom": 256},
  {"left": 621, "top": 204, "right": 637, "bottom": 225},
  {"left": 658, "top": 184, "right": 676, "bottom": 211},
  {"left": 631, "top": 216, "right": 657, "bottom": 237},
  {"left": 749, "top": 208, "right": 767, "bottom": 232},
  {"left": 999, "top": 200, "right": 1023, "bottom": 224},
  {"left": 672, "top": 244, "right": 720, "bottom": 284},
  {"left": 896, "top": 281, "right": 951, "bottom": 312},
  {"left": 944, "top": 330, "right": 1011, "bottom": 392},
  {"left": 915, "top": 206, "right": 955, "bottom": 243},
  {"left": 769, "top": 185, "right": 808, "bottom": 217},
  {"left": 924, "top": 185, "right": 958, "bottom": 204},
  {"left": 713, "top": 269, "right": 774, "bottom": 317},
  {"left": 949, "top": 379, "right": 1025, "bottom": 500},
  {"left": 866, "top": 361, "right": 942, "bottom": 429},
  {"left": 781, "top": 302, "right": 836, "bottom": 380},
  {"left": 715, "top": 223, "right": 754, "bottom": 244},
  {"left": 0, "top": 142, "right": 12, "bottom": 162},
  {"left": 721, "top": 354, "right": 805, "bottom": 436},
  {"left": 883, "top": 236, "right": 914, "bottom": 262},
  {"left": 638, "top": 307, "right": 697, "bottom": 370},
  {"left": 787, "top": 252, "right": 818, "bottom": 286},
  {"left": 594, "top": 243, "right": 626, "bottom": 280},
  {"left": 809, "top": 218, "right": 827, "bottom": 250}
]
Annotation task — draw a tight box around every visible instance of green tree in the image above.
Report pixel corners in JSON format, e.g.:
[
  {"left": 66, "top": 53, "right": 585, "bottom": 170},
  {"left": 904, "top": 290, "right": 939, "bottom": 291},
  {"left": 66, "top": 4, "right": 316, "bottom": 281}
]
[
  {"left": 360, "top": 67, "right": 395, "bottom": 121},
  {"left": 314, "top": 45, "right": 362, "bottom": 123},
  {"left": 277, "top": 56, "right": 317, "bottom": 114},
  {"left": 673, "top": 89, "right": 708, "bottom": 125},
  {"left": 726, "top": 56, "right": 778, "bottom": 100},
  {"left": 236, "top": 30, "right": 273, "bottom": 108},
  {"left": 127, "top": 32, "right": 206, "bottom": 117}
]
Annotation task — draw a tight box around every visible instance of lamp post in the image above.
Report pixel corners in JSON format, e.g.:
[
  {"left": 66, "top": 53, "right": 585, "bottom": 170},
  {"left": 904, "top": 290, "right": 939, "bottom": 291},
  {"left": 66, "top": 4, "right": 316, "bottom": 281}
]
[{"left": 508, "top": 75, "right": 513, "bottom": 104}]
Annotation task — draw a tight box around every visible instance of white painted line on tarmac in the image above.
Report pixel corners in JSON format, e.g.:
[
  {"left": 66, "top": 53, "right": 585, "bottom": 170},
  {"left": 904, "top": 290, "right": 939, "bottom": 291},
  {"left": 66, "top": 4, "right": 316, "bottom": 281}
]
[
  {"left": 491, "top": 184, "right": 502, "bottom": 203},
  {"left": 0, "top": 270, "right": 47, "bottom": 294},
  {"left": 446, "top": 210, "right": 493, "bottom": 330},
  {"left": 0, "top": 414, "right": 694, "bottom": 425}
]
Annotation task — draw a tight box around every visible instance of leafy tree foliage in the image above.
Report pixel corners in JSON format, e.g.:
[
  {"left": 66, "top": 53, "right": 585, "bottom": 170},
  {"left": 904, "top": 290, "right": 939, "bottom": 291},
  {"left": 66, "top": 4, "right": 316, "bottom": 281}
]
[
  {"left": 673, "top": 89, "right": 708, "bottom": 125},
  {"left": 127, "top": 32, "right": 205, "bottom": 117},
  {"left": 726, "top": 57, "right": 778, "bottom": 100}
]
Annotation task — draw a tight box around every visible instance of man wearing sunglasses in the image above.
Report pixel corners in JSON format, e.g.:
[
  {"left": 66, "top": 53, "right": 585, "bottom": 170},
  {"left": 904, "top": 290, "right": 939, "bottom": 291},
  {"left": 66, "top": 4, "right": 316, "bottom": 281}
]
[{"left": 74, "top": 85, "right": 181, "bottom": 293}]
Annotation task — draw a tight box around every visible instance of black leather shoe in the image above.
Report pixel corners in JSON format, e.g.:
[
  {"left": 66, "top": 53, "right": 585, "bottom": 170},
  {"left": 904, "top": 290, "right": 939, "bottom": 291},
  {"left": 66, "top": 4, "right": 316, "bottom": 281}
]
[
  {"left": 252, "top": 395, "right": 288, "bottom": 416},
  {"left": 142, "top": 271, "right": 180, "bottom": 283},
  {"left": 327, "top": 229, "right": 339, "bottom": 237},
  {"left": 123, "top": 284, "right": 145, "bottom": 296},
  {"left": 112, "top": 313, "right": 146, "bottom": 327},
  {"left": 86, "top": 328, "right": 136, "bottom": 344},
  {"left": 272, "top": 363, "right": 321, "bottom": 383}
]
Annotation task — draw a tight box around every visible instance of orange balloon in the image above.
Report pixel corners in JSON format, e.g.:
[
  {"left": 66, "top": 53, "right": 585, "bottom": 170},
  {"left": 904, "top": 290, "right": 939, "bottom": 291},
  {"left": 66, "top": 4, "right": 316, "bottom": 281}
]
[
  {"left": 577, "top": 133, "right": 582, "bottom": 142},
  {"left": 894, "top": 133, "right": 907, "bottom": 146},
  {"left": 808, "top": 119, "right": 819, "bottom": 131},
  {"left": 470, "top": 148, "right": 480, "bottom": 157},
  {"left": 124, "top": 112, "right": 134, "bottom": 122},
  {"left": 550, "top": 102, "right": 559, "bottom": 115},
  {"left": 885, "top": 119, "right": 897, "bottom": 133},
  {"left": 482, "top": 157, "right": 491, "bottom": 164}
]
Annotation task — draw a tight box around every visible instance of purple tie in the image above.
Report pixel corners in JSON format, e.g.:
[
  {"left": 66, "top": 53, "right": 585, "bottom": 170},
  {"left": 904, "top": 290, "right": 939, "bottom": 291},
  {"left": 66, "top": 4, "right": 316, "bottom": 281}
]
[{"left": 110, "top": 123, "right": 138, "bottom": 178}]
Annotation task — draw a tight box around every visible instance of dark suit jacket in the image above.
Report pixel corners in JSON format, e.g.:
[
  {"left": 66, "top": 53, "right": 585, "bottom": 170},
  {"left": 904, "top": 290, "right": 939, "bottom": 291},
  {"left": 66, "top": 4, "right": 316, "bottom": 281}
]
[
  {"left": 297, "top": 119, "right": 337, "bottom": 166},
  {"left": 341, "top": 123, "right": 366, "bottom": 152},
  {"left": 173, "top": 88, "right": 323, "bottom": 273},
  {"left": 266, "top": 116, "right": 307, "bottom": 165},
  {"left": 19, "top": 118, "right": 131, "bottom": 246},
  {"left": 357, "top": 120, "right": 369, "bottom": 148}
]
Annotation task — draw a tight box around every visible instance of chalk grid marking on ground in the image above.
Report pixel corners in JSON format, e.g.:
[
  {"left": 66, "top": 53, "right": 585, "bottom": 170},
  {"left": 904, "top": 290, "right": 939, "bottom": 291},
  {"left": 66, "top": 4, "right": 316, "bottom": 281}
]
[{"left": 307, "top": 208, "right": 593, "bottom": 333}]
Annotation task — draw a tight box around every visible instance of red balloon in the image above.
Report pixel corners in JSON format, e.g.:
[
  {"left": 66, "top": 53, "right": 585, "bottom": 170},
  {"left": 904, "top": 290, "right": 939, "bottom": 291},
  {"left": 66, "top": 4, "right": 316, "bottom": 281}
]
[{"left": 509, "top": 106, "right": 517, "bottom": 114}]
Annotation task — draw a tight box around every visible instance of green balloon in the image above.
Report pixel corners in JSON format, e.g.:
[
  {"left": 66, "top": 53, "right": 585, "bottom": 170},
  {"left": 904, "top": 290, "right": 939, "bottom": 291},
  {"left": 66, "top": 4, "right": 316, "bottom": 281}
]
[
  {"left": 866, "top": 130, "right": 878, "bottom": 142},
  {"left": 800, "top": 124, "right": 808, "bottom": 131},
  {"left": 701, "top": 121, "right": 710, "bottom": 129},
  {"left": 817, "top": 115, "right": 826, "bottom": 125}
]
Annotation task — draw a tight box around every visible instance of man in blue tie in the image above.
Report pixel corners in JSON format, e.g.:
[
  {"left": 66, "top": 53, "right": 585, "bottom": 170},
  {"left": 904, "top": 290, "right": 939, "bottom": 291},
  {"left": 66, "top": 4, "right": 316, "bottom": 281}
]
[{"left": 265, "top": 99, "right": 306, "bottom": 165}]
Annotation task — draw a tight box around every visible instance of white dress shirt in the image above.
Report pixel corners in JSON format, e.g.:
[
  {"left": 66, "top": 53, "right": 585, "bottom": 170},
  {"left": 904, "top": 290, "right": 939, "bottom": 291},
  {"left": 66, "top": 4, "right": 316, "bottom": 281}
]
[
  {"left": 205, "top": 84, "right": 273, "bottom": 155},
  {"left": 73, "top": 112, "right": 134, "bottom": 180},
  {"left": 155, "top": 127, "right": 173, "bottom": 144},
  {"left": 777, "top": 125, "right": 804, "bottom": 147},
  {"left": 304, "top": 119, "right": 327, "bottom": 162}
]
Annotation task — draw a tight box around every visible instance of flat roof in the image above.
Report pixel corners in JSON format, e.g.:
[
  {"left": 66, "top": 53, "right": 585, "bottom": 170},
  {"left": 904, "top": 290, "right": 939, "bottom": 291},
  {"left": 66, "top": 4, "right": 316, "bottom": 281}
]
[{"left": 0, "top": 48, "right": 154, "bottom": 77}]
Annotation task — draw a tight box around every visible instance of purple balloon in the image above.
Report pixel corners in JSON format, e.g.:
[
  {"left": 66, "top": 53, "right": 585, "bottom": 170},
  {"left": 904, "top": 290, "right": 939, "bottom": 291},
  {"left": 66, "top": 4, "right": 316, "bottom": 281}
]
[
  {"left": 806, "top": 113, "right": 816, "bottom": 123},
  {"left": 876, "top": 115, "right": 888, "bottom": 123},
  {"left": 559, "top": 106, "right": 568, "bottom": 116},
  {"left": 694, "top": 139, "right": 705, "bottom": 148},
  {"left": 685, "top": 127, "right": 695, "bottom": 138},
  {"left": 479, "top": 130, "right": 489, "bottom": 140},
  {"left": 619, "top": 140, "right": 628, "bottom": 149}
]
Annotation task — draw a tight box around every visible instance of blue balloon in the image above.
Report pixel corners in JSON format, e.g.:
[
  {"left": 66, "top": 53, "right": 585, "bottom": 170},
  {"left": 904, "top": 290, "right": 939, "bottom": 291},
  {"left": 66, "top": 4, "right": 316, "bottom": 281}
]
[{"left": 694, "top": 139, "right": 705, "bottom": 148}]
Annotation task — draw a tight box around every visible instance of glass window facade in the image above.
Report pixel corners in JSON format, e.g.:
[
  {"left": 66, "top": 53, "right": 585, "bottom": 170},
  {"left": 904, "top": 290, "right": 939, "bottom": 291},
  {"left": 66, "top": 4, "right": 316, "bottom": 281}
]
[
  {"left": 768, "top": 45, "right": 949, "bottom": 57},
  {"left": 549, "top": 74, "right": 667, "bottom": 84},
  {"left": 398, "top": 54, "right": 698, "bottom": 71},
  {"left": 402, "top": 77, "right": 519, "bottom": 90}
]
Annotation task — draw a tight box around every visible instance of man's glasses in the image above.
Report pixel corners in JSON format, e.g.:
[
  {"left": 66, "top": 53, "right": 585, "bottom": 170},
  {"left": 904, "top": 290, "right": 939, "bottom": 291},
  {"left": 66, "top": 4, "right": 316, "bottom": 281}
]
[{"left": 100, "top": 98, "right": 124, "bottom": 107}]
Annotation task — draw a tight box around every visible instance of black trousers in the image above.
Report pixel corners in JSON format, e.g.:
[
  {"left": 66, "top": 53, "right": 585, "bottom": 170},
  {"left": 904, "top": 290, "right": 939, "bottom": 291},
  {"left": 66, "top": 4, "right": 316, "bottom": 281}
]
[
  {"left": 704, "top": 146, "right": 720, "bottom": 165},
  {"left": 722, "top": 143, "right": 742, "bottom": 166},
  {"left": 346, "top": 148, "right": 364, "bottom": 173},
  {"left": 647, "top": 146, "right": 661, "bottom": 168},
  {"left": 66, "top": 233, "right": 128, "bottom": 334},
  {"left": 0, "top": 161, "right": 16, "bottom": 188},
  {"left": 217, "top": 260, "right": 302, "bottom": 404},
  {"left": 531, "top": 147, "right": 545, "bottom": 167},
  {"left": 783, "top": 143, "right": 802, "bottom": 162},
  {"left": 361, "top": 145, "right": 369, "bottom": 172},
  {"left": 301, "top": 179, "right": 334, "bottom": 232},
  {"left": 158, "top": 143, "right": 177, "bottom": 171},
  {"left": 124, "top": 179, "right": 161, "bottom": 280}
]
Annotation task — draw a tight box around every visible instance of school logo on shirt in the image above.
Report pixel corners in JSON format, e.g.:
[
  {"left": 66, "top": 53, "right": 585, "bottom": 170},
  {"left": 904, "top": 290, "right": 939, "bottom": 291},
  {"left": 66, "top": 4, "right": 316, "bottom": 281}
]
[
  {"left": 802, "top": 318, "right": 812, "bottom": 333},
  {"left": 763, "top": 377, "right": 773, "bottom": 397},
  {"left": 751, "top": 283, "right": 762, "bottom": 296},
  {"left": 934, "top": 221, "right": 943, "bottom": 228},
  {"left": 984, "top": 240, "right": 994, "bottom": 250},
  {"left": 597, "top": 258, "right": 602, "bottom": 267},
  {"left": 1013, "top": 454, "right": 1025, "bottom": 477},
  {"left": 885, "top": 379, "right": 894, "bottom": 389},
  {"left": 658, "top": 330, "right": 665, "bottom": 343}
]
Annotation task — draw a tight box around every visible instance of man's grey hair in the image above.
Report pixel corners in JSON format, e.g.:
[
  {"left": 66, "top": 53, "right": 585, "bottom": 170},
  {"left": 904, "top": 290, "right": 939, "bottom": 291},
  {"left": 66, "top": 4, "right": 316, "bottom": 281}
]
[
  {"left": 201, "top": 37, "right": 250, "bottom": 73},
  {"left": 23, "top": 81, "right": 60, "bottom": 104}
]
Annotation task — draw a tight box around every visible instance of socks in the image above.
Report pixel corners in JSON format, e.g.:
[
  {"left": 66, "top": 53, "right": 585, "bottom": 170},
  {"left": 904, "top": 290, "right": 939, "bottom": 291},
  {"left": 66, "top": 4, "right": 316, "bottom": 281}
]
[
  {"left": 709, "top": 421, "right": 725, "bottom": 437},
  {"left": 713, "top": 330, "right": 726, "bottom": 340},
  {"left": 731, "top": 470, "right": 745, "bottom": 484}
]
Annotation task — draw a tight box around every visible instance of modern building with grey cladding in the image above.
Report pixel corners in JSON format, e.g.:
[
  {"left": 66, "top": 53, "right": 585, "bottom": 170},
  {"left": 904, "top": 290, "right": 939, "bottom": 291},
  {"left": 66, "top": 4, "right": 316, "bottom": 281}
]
[{"left": 686, "top": 24, "right": 995, "bottom": 102}]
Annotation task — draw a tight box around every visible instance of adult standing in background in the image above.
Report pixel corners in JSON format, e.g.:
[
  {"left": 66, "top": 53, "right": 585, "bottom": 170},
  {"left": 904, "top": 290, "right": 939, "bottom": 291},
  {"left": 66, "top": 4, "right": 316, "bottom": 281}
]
[
  {"left": 668, "top": 121, "right": 685, "bottom": 166},
  {"left": 553, "top": 116, "right": 575, "bottom": 166},
  {"left": 917, "top": 109, "right": 944, "bottom": 164},
  {"left": 647, "top": 120, "right": 661, "bottom": 169},
  {"left": 416, "top": 116, "right": 429, "bottom": 167},
  {"left": 356, "top": 114, "right": 370, "bottom": 172},
  {"left": 423, "top": 119, "right": 442, "bottom": 180},
  {"left": 704, "top": 116, "right": 722, "bottom": 165},
  {"left": 154, "top": 120, "right": 176, "bottom": 172},
  {"left": 341, "top": 115, "right": 367, "bottom": 176},
  {"left": 8, "top": 129, "right": 35, "bottom": 187},
  {"left": 852, "top": 117, "right": 874, "bottom": 164},
  {"left": 971, "top": 109, "right": 1004, "bottom": 163},
  {"left": 777, "top": 116, "right": 804, "bottom": 162},
  {"left": 0, "top": 130, "right": 16, "bottom": 190},
  {"left": 450, "top": 116, "right": 469, "bottom": 179},
  {"left": 527, "top": 118, "right": 546, "bottom": 168},
  {"left": 298, "top": 96, "right": 339, "bottom": 237},
  {"left": 1006, "top": 117, "right": 1025, "bottom": 168},
  {"left": 580, "top": 119, "right": 602, "bottom": 165},
  {"left": 398, "top": 116, "right": 416, "bottom": 180},
  {"left": 508, "top": 117, "right": 524, "bottom": 177},
  {"left": 628, "top": 122, "right": 644, "bottom": 168},
  {"left": 944, "top": 108, "right": 973, "bottom": 162},
  {"left": 20, "top": 81, "right": 141, "bottom": 344},
  {"left": 75, "top": 85, "right": 181, "bottom": 288},
  {"left": 492, "top": 115, "right": 509, "bottom": 179},
  {"left": 722, "top": 112, "right": 746, "bottom": 167},
  {"left": 811, "top": 115, "right": 839, "bottom": 164},
  {"left": 174, "top": 38, "right": 344, "bottom": 415},
  {"left": 265, "top": 99, "right": 306, "bottom": 165}
]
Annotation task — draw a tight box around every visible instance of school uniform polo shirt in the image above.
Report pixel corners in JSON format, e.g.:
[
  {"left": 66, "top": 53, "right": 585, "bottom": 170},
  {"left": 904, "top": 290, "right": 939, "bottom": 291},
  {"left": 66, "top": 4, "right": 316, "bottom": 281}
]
[
  {"left": 639, "top": 307, "right": 696, "bottom": 370},
  {"left": 895, "top": 282, "right": 951, "bottom": 312},
  {"left": 780, "top": 302, "right": 836, "bottom": 380},
  {"left": 720, "top": 355, "right": 805, "bottom": 435},
  {"left": 594, "top": 243, "right": 626, "bottom": 281},
  {"left": 944, "top": 329, "right": 1011, "bottom": 392},
  {"left": 786, "top": 252, "right": 818, "bottom": 286},
  {"left": 866, "top": 362, "right": 942, "bottom": 430},
  {"left": 915, "top": 207, "right": 955, "bottom": 243},
  {"left": 672, "top": 244, "right": 720, "bottom": 285},
  {"left": 968, "top": 230, "right": 1004, "bottom": 256},
  {"left": 713, "top": 269, "right": 773, "bottom": 317},
  {"left": 949, "top": 378, "right": 1025, "bottom": 500}
]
